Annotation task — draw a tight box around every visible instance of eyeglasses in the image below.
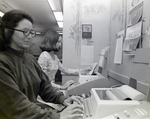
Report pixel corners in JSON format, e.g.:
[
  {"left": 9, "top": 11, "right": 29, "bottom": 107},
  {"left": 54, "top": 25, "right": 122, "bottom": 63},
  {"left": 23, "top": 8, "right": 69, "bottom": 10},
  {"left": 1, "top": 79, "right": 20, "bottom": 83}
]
[
  {"left": 9, "top": 28, "right": 36, "bottom": 38},
  {"left": 1, "top": 21, "right": 36, "bottom": 37}
]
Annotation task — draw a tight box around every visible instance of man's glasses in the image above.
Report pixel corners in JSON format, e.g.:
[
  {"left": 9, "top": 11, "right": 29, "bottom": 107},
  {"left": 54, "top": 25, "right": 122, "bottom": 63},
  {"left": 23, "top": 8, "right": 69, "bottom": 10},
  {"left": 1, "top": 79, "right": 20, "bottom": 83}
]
[{"left": 9, "top": 27, "right": 36, "bottom": 38}]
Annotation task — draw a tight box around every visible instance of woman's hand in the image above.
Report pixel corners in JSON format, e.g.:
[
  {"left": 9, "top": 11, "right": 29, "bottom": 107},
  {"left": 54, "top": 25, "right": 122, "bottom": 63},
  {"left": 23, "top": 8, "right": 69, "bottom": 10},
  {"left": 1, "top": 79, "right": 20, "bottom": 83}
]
[
  {"left": 60, "top": 80, "right": 75, "bottom": 90},
  {"left": 60, "top": 103, "right": 84, "bottom": 119},
  {"left": 79, "top": 67, "right": 91, "bottom": 75},
  {"left": 63, "top": 95, "right": 84, "bottom": 106}
]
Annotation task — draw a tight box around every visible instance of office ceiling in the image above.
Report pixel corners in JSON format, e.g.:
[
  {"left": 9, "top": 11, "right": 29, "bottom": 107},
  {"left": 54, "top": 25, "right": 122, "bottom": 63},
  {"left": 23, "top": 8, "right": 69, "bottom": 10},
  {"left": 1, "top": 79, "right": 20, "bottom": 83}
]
[{"left": 0, "top": 0, "right": 63, "bottom": 33}]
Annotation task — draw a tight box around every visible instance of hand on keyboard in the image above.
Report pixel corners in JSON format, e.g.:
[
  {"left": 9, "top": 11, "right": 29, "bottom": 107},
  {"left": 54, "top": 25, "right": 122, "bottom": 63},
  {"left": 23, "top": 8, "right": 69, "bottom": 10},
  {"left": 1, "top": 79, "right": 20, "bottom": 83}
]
[
  {"left": 60, "top": 103, "right": 84, "bottom": 119},
  {"left": 63, "top": 95, "right": 84, "bottom": 106},
  {"left": 60, "top": 80, "right": 75, "bottom": 90}
]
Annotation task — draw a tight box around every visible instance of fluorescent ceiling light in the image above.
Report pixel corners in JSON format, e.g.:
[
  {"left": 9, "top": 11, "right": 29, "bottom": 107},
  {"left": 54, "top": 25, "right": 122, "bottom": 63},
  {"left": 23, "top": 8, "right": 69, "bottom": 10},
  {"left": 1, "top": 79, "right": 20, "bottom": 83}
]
[
  {"left": 57, "top": 21, "right": 63, "bottom": 28},
  {"left": 53, "top": 12, "right": 63, "bottom": 21},
  {"left": 47, "top": 0, "right": 61, "bottom": 11},
  {"left": 0, "top": 11, "right": 4, "bottom": 17},
  {"left": 47, "top": 0, "right": 63, "bottom": 28}
]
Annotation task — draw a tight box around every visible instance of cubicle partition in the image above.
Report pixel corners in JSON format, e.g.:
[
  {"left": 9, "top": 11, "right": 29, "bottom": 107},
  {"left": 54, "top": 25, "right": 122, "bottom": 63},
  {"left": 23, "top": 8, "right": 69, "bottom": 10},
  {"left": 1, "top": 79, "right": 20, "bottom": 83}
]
[{"left": 129, "top": 48, "right": 150, "bottom": 101}]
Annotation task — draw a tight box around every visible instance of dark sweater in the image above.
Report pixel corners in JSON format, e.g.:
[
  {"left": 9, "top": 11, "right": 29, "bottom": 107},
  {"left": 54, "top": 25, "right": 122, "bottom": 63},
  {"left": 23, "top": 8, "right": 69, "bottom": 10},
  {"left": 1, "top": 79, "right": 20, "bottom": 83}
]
[{"left": 0, "top": 47, "right": 66, "bottom": 119}]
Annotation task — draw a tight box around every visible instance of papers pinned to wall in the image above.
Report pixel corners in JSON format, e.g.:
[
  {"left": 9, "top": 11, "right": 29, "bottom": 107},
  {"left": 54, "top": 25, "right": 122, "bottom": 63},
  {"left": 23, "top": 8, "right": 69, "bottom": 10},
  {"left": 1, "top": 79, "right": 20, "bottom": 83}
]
[
  {"left": 123, "top": 21, "right": 142, "bottom": 52},
  {"left": 114, "top": 37, "right": 124, "bottom": 64},
  {"left": 99, "top": 46, "right": 110, "bottom": 68},
  {"left": 114, "top": 30, "right": 124, "bottom": 64},
  {"left": 123, "top": 1, "right": 143, "bottom": 52},
  {"left": 128, "top": 1, "right": 143, "bottom": 26},
  {"left": 81, "top": 45, "right": 94, "bottom": 65}
]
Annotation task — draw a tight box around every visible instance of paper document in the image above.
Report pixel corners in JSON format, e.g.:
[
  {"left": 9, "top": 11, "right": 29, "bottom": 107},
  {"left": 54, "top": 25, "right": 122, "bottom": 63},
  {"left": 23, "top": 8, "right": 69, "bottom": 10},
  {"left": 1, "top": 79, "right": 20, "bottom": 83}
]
[
  {"left": 114, "top": 37, "right": 123, "bottom": 64},
  {"left": 99, "top": 46, "right": 110, "bottom": 68},
  {"left": 88, "top": 63, "right": 98, "bottom": 75},
  {"left": 123, "top": 21, "right": 142, "bottom": 51},
  {"left": 81, "top": 45, "right": 94, "bottom": 65}
]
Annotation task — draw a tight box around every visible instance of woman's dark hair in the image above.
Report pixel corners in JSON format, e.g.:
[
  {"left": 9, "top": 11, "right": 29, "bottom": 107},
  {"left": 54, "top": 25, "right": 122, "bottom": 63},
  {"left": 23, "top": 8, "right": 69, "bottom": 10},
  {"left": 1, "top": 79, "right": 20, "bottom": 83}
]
[
  {"left": 40, "top": 31, "right": 60, "bottom": 52},
  {"left": 0, "top": 9, "right": 33, "bottom": 51}
]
